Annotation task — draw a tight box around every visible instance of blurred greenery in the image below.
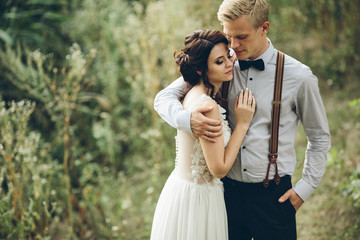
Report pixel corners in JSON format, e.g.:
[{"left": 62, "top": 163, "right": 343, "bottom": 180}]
[{"left": 0, "top": 0, "right": 359, "bottom": 239}]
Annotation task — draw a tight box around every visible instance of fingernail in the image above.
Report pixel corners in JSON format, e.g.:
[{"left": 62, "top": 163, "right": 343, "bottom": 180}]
[{"left": 246, "top": 88, "right": 248, "bottom": 90}]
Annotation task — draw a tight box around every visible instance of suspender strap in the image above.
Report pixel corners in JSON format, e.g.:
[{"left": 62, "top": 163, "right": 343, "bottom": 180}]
[{"left": 263, "top": 51, "right": 285, "bottom": 188}]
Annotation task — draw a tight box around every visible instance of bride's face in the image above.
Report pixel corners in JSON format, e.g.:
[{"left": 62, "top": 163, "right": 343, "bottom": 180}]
[{"left": 206, "top": 42, "right": 234, "bottom": 85}]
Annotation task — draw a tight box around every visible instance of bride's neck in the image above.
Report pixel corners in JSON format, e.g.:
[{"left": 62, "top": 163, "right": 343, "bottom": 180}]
[{"left": 196, "top": 81, "right": 220, "bottom": 98}]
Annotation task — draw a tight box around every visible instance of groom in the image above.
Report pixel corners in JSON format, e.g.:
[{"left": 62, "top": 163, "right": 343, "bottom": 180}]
[{"left": 154, "top": 0, "right": 331, "bottom": 239}]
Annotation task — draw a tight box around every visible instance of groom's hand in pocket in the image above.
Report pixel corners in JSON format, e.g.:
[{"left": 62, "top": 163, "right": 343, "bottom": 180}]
[{"left": 278, "top": 189, "right": 304, "bottom": 212}]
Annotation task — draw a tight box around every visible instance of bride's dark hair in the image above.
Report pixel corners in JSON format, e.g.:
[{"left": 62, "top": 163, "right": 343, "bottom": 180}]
[{"left": 174, "top": 29, "right": 229, "bottom": 98}]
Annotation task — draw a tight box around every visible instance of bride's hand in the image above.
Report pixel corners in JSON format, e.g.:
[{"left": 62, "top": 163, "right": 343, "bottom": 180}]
[{"left": 234, "top": 89, "right": 256, "bottom": 127}]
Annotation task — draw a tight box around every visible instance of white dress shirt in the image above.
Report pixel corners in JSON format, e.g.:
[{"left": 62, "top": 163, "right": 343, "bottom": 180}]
[{"left": 154, "top": 39, "right": 331, "bottom": 201}]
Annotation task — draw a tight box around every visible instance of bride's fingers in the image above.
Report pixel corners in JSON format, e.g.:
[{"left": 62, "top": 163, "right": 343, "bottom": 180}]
[
  {"left": 243, "top": 89, "right": 249, "bottom": 105},
  {"left": 251, "top": 95, "right": 256, "bottom": 109},
  {"left": 237, "top": 90, "right": 244, "bottom": 107},
  {"left": 248, "top": 91, "right": 253, "bottom": 106}
]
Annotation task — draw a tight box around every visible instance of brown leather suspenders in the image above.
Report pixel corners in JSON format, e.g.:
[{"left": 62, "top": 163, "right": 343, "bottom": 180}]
[
  {"left": 220, "top": 50, "right": 285, "bottom": 188},
  {"left": 263, "top": 51, "right": 285, "bottom": 188}
]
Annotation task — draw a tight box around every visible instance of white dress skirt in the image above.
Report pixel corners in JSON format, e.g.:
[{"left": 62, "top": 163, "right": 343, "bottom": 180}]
[{"left": 150, "top": 94, "right": 231, "bottom": 240}]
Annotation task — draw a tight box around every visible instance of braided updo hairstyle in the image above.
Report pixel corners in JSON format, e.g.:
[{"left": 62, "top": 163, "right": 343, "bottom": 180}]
[{"left": 174, "top": 29, "right": 229, "bottom": 98}]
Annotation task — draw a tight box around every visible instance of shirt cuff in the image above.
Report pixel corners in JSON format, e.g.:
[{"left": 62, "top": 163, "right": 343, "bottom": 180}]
[
  {"left": 176, "top": 109, "right": 192, "bottom": 133},
  {"left": 292, "top": 178, "right": 315, "bottom": 202}
]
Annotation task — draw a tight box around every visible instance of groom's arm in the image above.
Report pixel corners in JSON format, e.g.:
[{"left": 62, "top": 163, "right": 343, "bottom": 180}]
[
  {"left": 292, "top": 69, "right": 330, "bottom": 201},
  {"left": 154, "top": 76, "right": 192, "bottom": 133},
  {"left": 154, "top": 76, "right": 223, "bottom": 141},
  {"left": 279, "top": 67, "right": 330, "bottom": 211}
]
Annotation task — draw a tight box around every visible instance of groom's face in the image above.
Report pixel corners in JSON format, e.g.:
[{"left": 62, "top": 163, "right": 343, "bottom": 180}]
[{"left": 223, "top": 16, "right": 268, "bottom": 61}]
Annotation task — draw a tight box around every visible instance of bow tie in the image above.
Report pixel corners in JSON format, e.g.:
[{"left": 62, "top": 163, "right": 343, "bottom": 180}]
[{"left": 239, "top": 59, "right": 265, "bottom": 71}]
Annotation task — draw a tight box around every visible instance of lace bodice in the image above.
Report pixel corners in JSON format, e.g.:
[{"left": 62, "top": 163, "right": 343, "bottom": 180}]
[{"left": 175, "top": 94, "right": 231, "bottom": 185}]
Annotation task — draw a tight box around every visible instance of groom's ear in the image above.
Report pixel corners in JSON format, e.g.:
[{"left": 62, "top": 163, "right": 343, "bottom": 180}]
[
  {"left": 260, "top": 21, "right": 270, "bottom": 35},
  {"left": 196, "top": 70, "right": 202, "bottom": 76}
]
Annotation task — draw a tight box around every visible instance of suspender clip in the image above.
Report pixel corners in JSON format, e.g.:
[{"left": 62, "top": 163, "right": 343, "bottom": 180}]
[{"left": 268, "top": 153, "right": 278, "bottom": 163}]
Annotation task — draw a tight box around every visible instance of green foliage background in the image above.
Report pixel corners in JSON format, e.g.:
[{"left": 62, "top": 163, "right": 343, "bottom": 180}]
[{"left": 0, "top": 0, "right": 359, "bottom": 239}]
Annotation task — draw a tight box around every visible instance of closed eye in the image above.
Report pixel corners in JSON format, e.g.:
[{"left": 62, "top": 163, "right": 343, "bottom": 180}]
[{"left": 236, "top": 35, "right": 247, "bottom": 40}]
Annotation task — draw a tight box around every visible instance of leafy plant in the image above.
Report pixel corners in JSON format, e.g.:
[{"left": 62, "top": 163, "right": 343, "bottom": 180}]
[
  {"left": 0, "top": 100, "right": 68, "bottom": 239},
  {"left": 0, "top": 43, "right": 106, "bottom": 239}
]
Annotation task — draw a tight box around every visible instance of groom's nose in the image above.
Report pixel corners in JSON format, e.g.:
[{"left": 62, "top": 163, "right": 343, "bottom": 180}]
[{"left": 230, "top": 38, "right": 240, "bottom": 49}]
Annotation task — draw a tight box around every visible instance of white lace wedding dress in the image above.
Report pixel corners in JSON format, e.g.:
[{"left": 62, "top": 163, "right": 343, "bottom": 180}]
[{"left": 150, "top": 94, "right": 231, "bottom": 240}]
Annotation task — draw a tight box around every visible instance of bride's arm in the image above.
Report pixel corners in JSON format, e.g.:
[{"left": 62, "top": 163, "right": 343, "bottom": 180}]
[{"left": 200, "top": 90, "right": 255, "bottom": 178}]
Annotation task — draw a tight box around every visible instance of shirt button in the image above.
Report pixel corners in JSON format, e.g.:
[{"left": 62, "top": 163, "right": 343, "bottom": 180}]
[
  {"left": 242, "top": 146, "right": 246, "bottom": 149},
  {"left": 249, "top": 77, "right": 253, "bottom": 81},
  {"left": 244, "top": 169, "right": 247, "bottom": 172}
]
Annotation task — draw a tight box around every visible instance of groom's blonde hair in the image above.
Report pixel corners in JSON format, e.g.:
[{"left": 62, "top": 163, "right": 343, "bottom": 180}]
[{"left": 217, "top": 0, "right": 269, "bottom": 29}]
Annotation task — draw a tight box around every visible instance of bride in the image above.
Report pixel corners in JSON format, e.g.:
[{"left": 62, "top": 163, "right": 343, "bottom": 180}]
[{"left": 150, "top": 29, "right": 255, "bottom": 240}]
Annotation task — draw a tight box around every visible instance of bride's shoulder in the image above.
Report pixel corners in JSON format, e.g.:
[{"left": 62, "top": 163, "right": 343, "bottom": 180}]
[{"left": 183, "top": 91, "right": 217, "bottom": 111}]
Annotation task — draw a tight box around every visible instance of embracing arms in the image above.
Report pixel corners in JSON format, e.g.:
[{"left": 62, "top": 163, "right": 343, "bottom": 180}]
[
  {"left": 154, "top": 76, "right": 222, "bottom": 141},
  {"left": 200, "top": 89, "right": 255, "bottom": 178}
]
